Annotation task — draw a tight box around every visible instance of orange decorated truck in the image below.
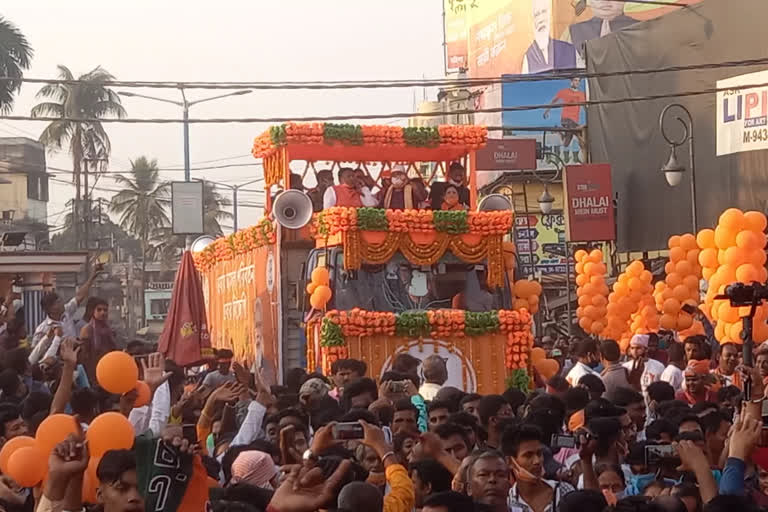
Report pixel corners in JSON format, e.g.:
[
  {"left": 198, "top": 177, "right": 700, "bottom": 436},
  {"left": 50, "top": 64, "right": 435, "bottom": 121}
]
[{"left": 193, "top": 123, "right": 533, "bottom": 393}]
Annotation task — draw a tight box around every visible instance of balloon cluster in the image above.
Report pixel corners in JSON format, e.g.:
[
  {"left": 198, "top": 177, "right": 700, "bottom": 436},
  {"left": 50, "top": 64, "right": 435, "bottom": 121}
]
[
  {"left": 512, "top": 279, "right": 542, "bottom": 314},
  {"left": 629, "top": 292, "right": 660, "bottom": 344},
  {"left": 307, "top": 267, "right": 333, "bottom": 310},
  {"left": 603, "top": 260, "right": 654, "bottom": 347},
  {"left": 700, "top": 209, "right": 768, "bottom": 343},
  {"left": 530, "top": 347, "right": 560, "bottom": 380},
  {"left": 653, "top": 234, "right": 702, "bottom": 332},
  {"left": 575, "top": 249, "right": 609, "bottom": 335}
]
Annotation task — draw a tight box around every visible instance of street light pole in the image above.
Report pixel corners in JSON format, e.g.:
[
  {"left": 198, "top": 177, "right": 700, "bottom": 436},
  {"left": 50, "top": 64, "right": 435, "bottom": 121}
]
[
  {"left": 196, "top": 178, "right": 264, "bottom": 232},
  {"left": 180, "top": 89, "right": 191, "bottom": 183},
  {"left": 659, "top": 103, "right": 697, "bottom": 232}
]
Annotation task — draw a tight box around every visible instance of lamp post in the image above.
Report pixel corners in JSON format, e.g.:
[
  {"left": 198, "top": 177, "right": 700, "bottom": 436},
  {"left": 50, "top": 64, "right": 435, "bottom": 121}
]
[
  {"left": 118, "top": 89, "right": 252, "bottom": 183},
  {"left": 201, "top": 178, "right": 264, "bottom": 232},
  {"left": 659, "top": 103, "right": 697, "bottom": 232}
]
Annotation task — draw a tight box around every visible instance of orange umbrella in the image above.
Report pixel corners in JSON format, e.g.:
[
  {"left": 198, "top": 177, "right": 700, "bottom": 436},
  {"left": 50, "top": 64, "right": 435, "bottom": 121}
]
[{"left": 158, "top": 251, "right": 213, "bottom": 366}]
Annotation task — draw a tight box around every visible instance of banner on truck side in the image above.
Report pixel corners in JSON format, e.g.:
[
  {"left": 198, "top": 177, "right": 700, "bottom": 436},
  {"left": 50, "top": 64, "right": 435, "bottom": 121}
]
[{"left": 717, "top": 69, "right": 768, "bottom": 156}]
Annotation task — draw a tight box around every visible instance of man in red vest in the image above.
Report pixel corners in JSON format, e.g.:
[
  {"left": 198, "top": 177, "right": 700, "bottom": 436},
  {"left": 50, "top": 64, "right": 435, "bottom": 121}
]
[{"left": 323, "top": 167, "right": 378, "bottom": 208}]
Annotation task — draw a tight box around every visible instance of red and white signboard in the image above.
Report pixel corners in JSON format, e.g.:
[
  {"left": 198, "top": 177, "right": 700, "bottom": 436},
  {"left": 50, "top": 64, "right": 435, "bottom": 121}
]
[
  {"left": 564, "top": 164, "right": 615, "bottom": 242},
  {"left": 475, "top": 138, "right": 537, "bottom": 170}
]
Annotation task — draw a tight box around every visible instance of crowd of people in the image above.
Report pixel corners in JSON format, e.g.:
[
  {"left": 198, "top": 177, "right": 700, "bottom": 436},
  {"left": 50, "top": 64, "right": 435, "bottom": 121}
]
[
  {"left": 0, "top": 264, "right": 765, "bottom": 512},
  {"left": 299, "top": 162, "right": 471, "bottom": 212}
]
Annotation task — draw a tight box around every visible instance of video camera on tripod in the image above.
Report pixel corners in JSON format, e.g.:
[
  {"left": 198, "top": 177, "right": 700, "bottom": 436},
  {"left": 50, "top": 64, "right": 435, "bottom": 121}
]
[{"left": 715, "top": 281, "right": 768, "bottom": 397}]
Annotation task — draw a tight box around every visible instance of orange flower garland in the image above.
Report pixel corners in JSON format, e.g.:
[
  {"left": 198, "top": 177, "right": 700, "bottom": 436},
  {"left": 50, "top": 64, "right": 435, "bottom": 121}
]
[
  {"left": 193, "top": 219, "right": 276, "bottom": 272},
  {"left": 427, "top": 310, "right": 466, "bottom": 338}
]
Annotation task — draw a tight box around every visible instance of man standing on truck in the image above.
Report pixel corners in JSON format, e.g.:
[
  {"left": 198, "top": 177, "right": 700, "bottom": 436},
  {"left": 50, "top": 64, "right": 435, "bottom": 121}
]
[{"left": 323, "top": 167, "right": 378, "bottom": 208}]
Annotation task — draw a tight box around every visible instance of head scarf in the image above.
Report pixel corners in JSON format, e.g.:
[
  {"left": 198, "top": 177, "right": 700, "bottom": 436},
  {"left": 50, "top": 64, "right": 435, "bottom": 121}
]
[
  {"left": 568, "top": 409, "right": 585, "bottom": 432},
  {"left": 685, "top": 359, "right": 710, "bottom": 377},
  {"left": 299, "top": 378, "right": 330, "bottom": 401},
  {"left": 630, "top": 334, "right": 649, "bottom": 348},
  {"left": 230, "top": 451, "right": 278, "bottom": 489}
]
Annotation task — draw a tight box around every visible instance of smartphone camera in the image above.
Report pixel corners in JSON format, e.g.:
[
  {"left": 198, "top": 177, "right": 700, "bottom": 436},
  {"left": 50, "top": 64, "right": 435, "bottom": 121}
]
[
  {"left": 332, "top": 422, "right": 365, "bottom": 440},
  {"left": 551, "top": 434, "right": 577, "bottom": 449},
  {"left": 389, "top": 381, "right": 405, "bottom": 394},
  {"left": 645, "top": 444, "right": 679, "bottom": 467}
]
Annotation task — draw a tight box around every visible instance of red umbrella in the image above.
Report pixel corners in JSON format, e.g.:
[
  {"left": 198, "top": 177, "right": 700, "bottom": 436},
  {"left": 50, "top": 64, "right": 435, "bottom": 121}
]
[{"left": 158, "top": 251, "right": 212, "bottom": 366}]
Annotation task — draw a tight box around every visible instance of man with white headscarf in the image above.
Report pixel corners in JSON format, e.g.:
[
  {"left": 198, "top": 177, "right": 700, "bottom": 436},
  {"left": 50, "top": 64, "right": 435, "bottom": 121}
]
[{"left": 622, "top": 334, "right": 666, "bottom": 396}]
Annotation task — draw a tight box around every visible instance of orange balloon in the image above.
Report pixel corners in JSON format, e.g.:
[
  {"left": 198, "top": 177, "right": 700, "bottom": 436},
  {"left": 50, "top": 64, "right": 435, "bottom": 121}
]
[
  {"left": 755, "top": 322, "right": 768, "bottom": 343},
  {"left": 529, "top": 281, "right": 543, "bottom": 296},
  {"left": 736, "top": 264, "right": 761, "bottom": 283},
  {"left": 718, "top": 302, "right": 740, "bottom": 323},
  {"left": 664, "top": 261, "right": 675, "bottom": 275},
  {"left": 513, "top": 299, "right": 530, "bottom": 311},
  {"left": 86, "top": 412, "right": 135, "bottom": 458},
  {"left": 640, "top": 271, "right": 653, "bottom": 284},
  {"left": 698, "top": 248, "right": 718, "bottom": 268},
  {"left": 311, "top": 267, "right": 330, "bottom": 285},
  {"left": 702, "top": 268, "right": 715, "bottom": 281},
  {"left": 36, "top": 414, "right": 78, "bottom": 455},
  {"left": 531, "top": 347, "right": 546, "bottom": 363},
  {"left": 668, "top": 235, "right": 681, "bottom": 248},
  {"left": 744, "top": 211, "right": 768, "bottom": 233},
  {"left": 576, "top": 274, "right": 589, "bottom": 287},
  {"left": 660, "top": 314, "right": 677, "bottom": 330},
  {"left": 314, "top": 284, "right": 333, "bottom": 303},
  {"left": 583, "top": 262, "right": 596, "bottom": 276},
  {"left": 662, "top": 298, "right": 681, "bottom": 315},
  {"left": 96, "top": 352, "right": 139, "bottom": 395},
  {"left": 310, "top": 292, "right": 327, "bottom": 310},
  {"left": 0, "top": 436, "right": 36, "bottom": 474},
  {"left": 575, "top": 261, "right": 585, "bottom": 274},
  {"left": 592, "top": 321, "right": 606, "bottom": 334},
  {"left": 683, "top": 274, "right": 700, "bottom": 291},
  {"left": 714, "top": 225, "right": 738, "bottom": 250},
  {"left": 574, "top": 249, "right": 588, "bottom": 262},
  {"left": 720, "top": 208, "right": 746, "bottom": 230},
  {"left": 583, "top": 305, "right": 598, "bottom": 320},
  {"left": 724, "top": 246, "right": 747, "bottom": 267},
  {"left": 669, "top": 246, "right": 685, "bottom": 263},
  {"left": 680, "top": 234, "right": 698, "bottom": 251},
  {"left": 534, "top": 359, "right": 560, "bottom": 380},
  {"left": 628, "top": 260, "right": 644, "bottom": 275},
  {"left": 628, "top": 277, "right": 643, "bottom": 291},
  {"left": 666, "top": 272, "right": 683, "bottom": 288},
  {"left": 696, "top": 229, "right": 716, "bottom": 249},
  {"left": 306, "top": 282, "right": 318, "bottom": 294},
  {"left": 579, "top": 317, "right": 593, "bottom": 331},
  {"left": 591, "top": 295, "right": 608, "bottom": 308},
  {"left": 675, "top": 260, "right": 693, "bottom": 276},
  {"left": 677, "top": 314, "right": 694, "bottom": 331},
  {"left": 82, "top": 457, "right": 100, "bottom": 504},
  {"left": 578, "top": 295, "right": 591, "bottom": 307},
  {"left": 7, "top": 446, "right": 45, "bottom": 487},
  {"left": 736, "top": 230, "right": 763, "bottom": 251},
  {"left": 614, "top": 282, "right": 629, "bottom": 296},
  {"left": 686, "top": 249, "right": 700, "bottom": 267},
  {"left": 529, "top": 295, "right": 540, "bottom": 307},
  {"left": 589, "top": 249, "right": 603, "bottom": 263},
  {"left": 714, "top": 322, "right": 726, "bottom": 341},
  {"left": 133, "top": 381, "right": 151, "bottom": 408},
  {"left": 729, "top": 321, "right": 744, "bottom": 341},
  {"left": 750, "top": 250, "right": 768, "bottom": 267},
  {"left": 672, "top": 285, "right": 690, "bottom": 302}
]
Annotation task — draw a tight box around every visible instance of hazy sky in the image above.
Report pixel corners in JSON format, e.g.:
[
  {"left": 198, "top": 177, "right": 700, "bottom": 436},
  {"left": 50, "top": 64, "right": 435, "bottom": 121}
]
[{"left": 2, "top": 0, "right": 444, "bottom": 232}]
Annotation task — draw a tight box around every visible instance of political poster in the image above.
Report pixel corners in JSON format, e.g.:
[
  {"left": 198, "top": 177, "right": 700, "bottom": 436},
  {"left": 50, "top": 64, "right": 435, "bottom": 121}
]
[{"left": 716, "top": 69, "right": 768, "bottom": 156}]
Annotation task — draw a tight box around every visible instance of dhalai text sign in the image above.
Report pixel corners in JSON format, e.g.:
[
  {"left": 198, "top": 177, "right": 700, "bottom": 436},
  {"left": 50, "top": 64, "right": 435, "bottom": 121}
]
[
  {"left": 563, "top": 164, "right": 615, "bottom": 242},
  {"left": 475, "top": 138, "right": 537, "bottom": 170},
  {"left": 717, "top": 69, "right": 768, "bottom": 156}
]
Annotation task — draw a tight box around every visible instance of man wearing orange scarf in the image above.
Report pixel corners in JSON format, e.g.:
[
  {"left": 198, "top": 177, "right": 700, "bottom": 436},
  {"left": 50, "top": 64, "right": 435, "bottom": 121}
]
[
  {"left": 323, "top": 167, "right": 378, "bottom": 208},
  {"left": 676, "top": 359, "right": 718, "bottom": 405},
  {"left": 712, "top": 342, "right": 742, "bottom": 390}
]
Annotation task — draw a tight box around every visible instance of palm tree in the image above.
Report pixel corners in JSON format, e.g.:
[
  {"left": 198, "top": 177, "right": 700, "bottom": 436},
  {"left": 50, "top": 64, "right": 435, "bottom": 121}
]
[
  {"left": 31, "top": 65, "right": 126, "bottom": 247},
  {"left": 109, "top": 156, "right": 170, "bottom": 325},
  {"left": 202, "top": 181, "right": 233, "bottom": 237},
  {"left": 0, "top": 17, "right": 32, "bottom": 113}
]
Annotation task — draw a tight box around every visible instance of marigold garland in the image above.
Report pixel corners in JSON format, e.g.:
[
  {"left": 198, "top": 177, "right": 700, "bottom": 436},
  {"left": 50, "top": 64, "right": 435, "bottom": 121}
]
[
  {"left": 193, "top": 218, "right": 276, "bottom": 272},
  {"left": 252, "top": 123, "right": 488, "bottom": 160},
  {"left": 311, "top": 207, "right": 512, "bottom": 237},
  {"left": 319, "top": 307, "right": 533, "bottom": 372}
]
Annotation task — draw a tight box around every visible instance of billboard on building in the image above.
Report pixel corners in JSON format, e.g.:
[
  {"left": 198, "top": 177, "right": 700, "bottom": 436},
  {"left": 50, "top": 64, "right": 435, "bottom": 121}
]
[
  {"left": 501, "top": 75, "right": 586, "bottom": 167},
  {"left": 716, "top": 69, "right": 768, "bottom": 156},
  {"left": 515, "top": 211, "right": 567, "bottom": 275},
  {"left": 444, "top": 0, "right": 705, "bottom": 78}
]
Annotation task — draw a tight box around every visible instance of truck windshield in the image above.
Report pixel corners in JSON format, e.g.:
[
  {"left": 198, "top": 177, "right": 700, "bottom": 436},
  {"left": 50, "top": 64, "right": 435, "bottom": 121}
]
[{"left": 331, "top": 251, "right": 510, "bottom": 313}]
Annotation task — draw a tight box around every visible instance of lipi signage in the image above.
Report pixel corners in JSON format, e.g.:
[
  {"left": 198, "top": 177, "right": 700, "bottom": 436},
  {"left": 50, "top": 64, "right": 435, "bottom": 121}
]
[{"left": 717, "top": 69, "right": 768, "bottom": 156}]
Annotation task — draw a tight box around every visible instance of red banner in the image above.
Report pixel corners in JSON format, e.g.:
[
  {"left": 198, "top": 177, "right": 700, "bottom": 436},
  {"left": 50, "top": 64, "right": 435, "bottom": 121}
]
[
  {"left": 564, "top": 164, "right": 615, "bottom": 241},
  {"left": 475, "top": 138, "right": 537, "bottom": 170}
]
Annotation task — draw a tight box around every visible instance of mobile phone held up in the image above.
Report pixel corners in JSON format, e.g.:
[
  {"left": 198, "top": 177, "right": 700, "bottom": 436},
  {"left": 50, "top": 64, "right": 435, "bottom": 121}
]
[
  {"left": 182, "top": 424, "right": 198, "bottom": 444},
  {"left": 644, "top": 444, "right": 680, "bottom": 467},
  {"left": 332, "top": 422, "right": 365, "bottom": 440},
  {"left": 551, "top": 434, "right": 577, "bottom": 449}
]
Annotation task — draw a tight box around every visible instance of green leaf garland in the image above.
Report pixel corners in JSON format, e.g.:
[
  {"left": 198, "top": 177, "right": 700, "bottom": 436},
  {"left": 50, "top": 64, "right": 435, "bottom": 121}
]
[
  {"left": 269, "top": 124, "right": 286, "bottom": 145},
  {"left": 356, "top": 208, "right": 389, "bottom": 231},
  {"left": 395, "top": 311, "right": 431, "bottom": 338},
  {"left": 402, "top": 126, "right": 440, "bottom": 147},
  {"left": 432, "top": 210, "right": 469, "bottom": 234},
  {"left": 464, "top": 311, "right": 500, "bottom": 337},
  {"left": 506, "top": 368, "right": 530, "bottom": 393},
  {"left": 320, "top": 317, "right": 345, "bottom": 347},
  {"left": 324, "top": 123, "right": 364, "bottom": 146}
]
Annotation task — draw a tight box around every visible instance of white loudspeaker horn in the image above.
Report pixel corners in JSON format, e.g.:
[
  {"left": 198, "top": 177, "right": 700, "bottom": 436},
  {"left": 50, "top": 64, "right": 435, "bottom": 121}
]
[
  {"left": 191, "top": 235, "right": 216, "bottom": 253},
  {"left": 273, "top": 190, "right": 314, "bottom": 229},
  {"left": 477, "top": 194, "right": 513, "bottom": 212}
]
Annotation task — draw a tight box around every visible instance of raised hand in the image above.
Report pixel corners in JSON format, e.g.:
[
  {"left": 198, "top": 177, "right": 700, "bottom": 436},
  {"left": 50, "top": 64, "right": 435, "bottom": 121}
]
[
  {"left": 48, "top": 421, "right": 88, "bottom": 478},
  {"left": 269, "top": 459, "right": 352, "bottom": 512},
  {"left": 141, "top": 353, "right": 172, "bottom": 394},
  {"left": 232, "top": 361, "right": 252, "bottom": 388},
  {"left": 59, "top": 337, "right": 80, "bottom": 367},
  {"left": 210, "top": 381, "right": 244, "bottom": 404},
  {"left": 729, "top": 411, "right": 761, "bottom": 461}
]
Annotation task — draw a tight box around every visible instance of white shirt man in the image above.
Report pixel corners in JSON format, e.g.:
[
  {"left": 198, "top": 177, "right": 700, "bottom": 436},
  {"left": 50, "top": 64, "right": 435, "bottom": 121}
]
[
  {"left": 622, "top": 334, "right": 666, "bottom": 396},
  {"left": 566, "top": 361, "right": 601, "bottom": 388}
]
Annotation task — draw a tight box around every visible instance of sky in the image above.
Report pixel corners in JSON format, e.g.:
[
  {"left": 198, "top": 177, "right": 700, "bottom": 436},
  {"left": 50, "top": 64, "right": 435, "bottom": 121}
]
[{"left": 1, "top": 0, "right": 445, "bottom": 233}]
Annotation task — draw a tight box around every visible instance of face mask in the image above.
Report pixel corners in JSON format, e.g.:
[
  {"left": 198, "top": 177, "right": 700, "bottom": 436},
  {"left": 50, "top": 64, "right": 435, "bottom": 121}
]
[
  {"left": 588, "top": 360, "right": 601, "bottom": 369},
  {"left": 509, "top": 457, "right": 541, "bottom": 484},
  {"left": 449, "top": 178, "right": 462, "bottom": 186},
  {"left": 392, "top": 176, "right": 405, "bottom": 187}
]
